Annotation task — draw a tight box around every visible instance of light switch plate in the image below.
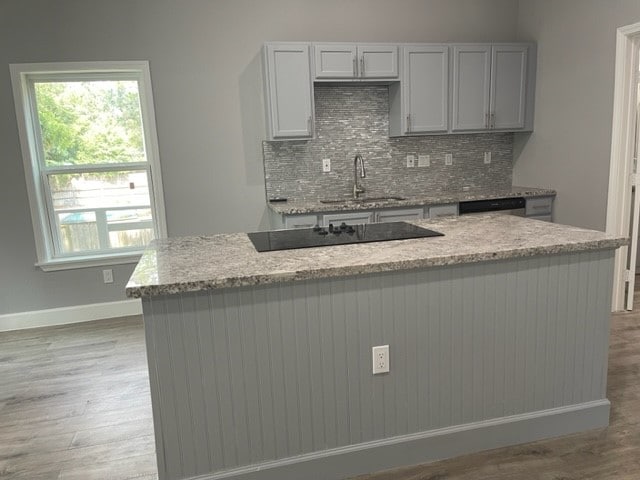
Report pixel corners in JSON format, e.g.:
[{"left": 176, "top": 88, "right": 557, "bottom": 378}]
[
  {"left": 484, "top": 152, "right": 491, "bottom": 164},
  {"left": 445, "top": 154, "right": 453, "bottom": 166},
  {"left": 418, "top": 154, "right": 430, "bottom": 167},
  {"left": 406, "top": 155, "right": 415, "bottom": 168},
  {"left": 322, "top": 158, "right": 331, "bottom": 172}
]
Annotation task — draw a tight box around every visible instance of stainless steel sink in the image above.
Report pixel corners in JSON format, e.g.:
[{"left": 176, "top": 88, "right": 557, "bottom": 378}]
[{"left": 320, "top": 196, "right": 406, "bottom": 204}]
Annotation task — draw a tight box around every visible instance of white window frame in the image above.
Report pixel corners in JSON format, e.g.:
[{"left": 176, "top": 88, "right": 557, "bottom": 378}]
[{"left": 10, "top": 61, "right": 167, "bottom": 271}]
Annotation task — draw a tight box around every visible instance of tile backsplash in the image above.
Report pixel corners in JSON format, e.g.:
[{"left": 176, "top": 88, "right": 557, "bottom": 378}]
[{"left": 263, "top": 85, "right": 513, "bottom": 202}]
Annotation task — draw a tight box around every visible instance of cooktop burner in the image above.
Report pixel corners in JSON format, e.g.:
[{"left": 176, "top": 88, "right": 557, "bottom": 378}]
[{"left": 247, "top": 221, "right": 444, "bottom": 252}]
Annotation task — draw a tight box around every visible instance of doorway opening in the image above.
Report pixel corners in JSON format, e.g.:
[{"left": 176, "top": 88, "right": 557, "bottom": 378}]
[{"left": 607, "top": 22, "right": 640, "bottom": 311}]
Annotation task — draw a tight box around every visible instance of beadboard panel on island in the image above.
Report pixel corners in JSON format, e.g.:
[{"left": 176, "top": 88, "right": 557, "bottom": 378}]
[
  {"left": 263, "top": 85, "right": 513, "bottom": 203},
  {"left": 142, "top": 249, "right": 614, "bottom": 480}
]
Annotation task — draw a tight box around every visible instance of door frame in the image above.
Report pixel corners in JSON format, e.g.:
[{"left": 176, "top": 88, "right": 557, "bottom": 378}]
[{"left": 606, "top": 22, "right": 640, "bottom": 311}]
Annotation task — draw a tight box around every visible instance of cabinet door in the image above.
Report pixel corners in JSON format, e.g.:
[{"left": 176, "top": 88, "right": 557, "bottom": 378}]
[
  {"left": 314, "top": 44, "right": 358, "bottom": 79},
  {"left": 321, "top": 211, "right": 374, "bottom": 226},
  {"left": 358, "top": 45, "right": 398, "bottom": 78},
  {"left": 376, "top": 208, "right": 424, "bottom": 223},
  {"left": 490, "top": 45, "right": 527, "bottom": 130},
  {"left": 451, "top": 45, "right": 491, "bottom": 131},
  {"left": 265, "top": 44, "right": 313, "bottom": 138},
  {"left": 403, "top": 46, "right": 448, "bottom": 133}
]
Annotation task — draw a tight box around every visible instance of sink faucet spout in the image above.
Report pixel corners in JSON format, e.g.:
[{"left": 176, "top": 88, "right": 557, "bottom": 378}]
[{"left": 353, "top": 154, "right": 366, "bottom": 199}]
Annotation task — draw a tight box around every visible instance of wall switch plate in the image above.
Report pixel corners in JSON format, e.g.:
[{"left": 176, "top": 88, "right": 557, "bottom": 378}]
[
  {"left": 372, "top": 345, "right": 389, "bottom": 374},
  {"left": 102, "top": 269, "right": 114, "bottom": 284},
  {"left": 445, "top": 154, "right": 453, "bottom": 166},
  {"left": 418, "top": 154, "right": 430, "bottom": 167},
  {"left": 322, "top": 158, "right": 331, "bottom": 173},
  {"left": 484, "top": 152, "right": 491, "bottom": 164},
  {"left": 406, "top": 155, "right": 415, "bottom": 168}
]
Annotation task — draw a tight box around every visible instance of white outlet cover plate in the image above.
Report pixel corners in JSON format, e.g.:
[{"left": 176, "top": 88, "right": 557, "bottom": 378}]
[
  {"left": 322, "top": 158, "right": 331, "bottom": 172},
  {"left": 484, "top": 152, "right": 491, "bottom": 164},
  {"left": 418, "top": 154, "right": 430, "bottom": 167},
  {"left": 445, "top": 154, "right": 453, "bottom": 166},
  {"left": 406, "top": 155, "right": 415, "bottom": 168},
  {"left": 372, "top": 344, "right": 390, "bottom": 374}
]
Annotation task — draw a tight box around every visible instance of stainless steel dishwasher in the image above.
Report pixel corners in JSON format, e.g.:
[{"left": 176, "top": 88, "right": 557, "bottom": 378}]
[{"left": 458, "top": 197, "right": 526, "bottom": 216}]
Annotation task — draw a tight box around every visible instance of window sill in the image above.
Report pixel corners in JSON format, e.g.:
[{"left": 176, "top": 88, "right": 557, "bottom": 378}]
[{"left": 36, "top": 252, "right": 143, "bottom": 272}]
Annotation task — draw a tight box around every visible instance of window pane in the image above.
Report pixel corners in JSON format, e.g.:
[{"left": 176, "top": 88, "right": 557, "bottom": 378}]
[
  {"left": 49, "top": 171, "right": 150, "bottom": 210},
  {"left": 34, "top": 80, "right": 146, "bottom": 167},
  {"left": 109, "top": 229, "right": 154, "bottom": 249},
  {"left": 107, "top": 208, "right": 154, "bottom": 249},
  {"left": 49, "top": 171, "right": 153, "bottom": 254},
  {"left": 58, "top": 211, "right": 99, "bottom": 253}
]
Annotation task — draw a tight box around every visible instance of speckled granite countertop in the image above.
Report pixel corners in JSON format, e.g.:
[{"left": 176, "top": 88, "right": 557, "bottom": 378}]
[
  {"left": 268, "top": 186, "right": 556, "bottom": 215},
  {"left": 126, "top": 213, "right": 625, "bottom": 298}
]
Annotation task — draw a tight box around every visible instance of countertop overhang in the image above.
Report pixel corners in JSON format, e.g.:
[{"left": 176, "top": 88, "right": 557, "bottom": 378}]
[
  {"left": 268, "top": 186, "right": 556, "bottom": 215},
  {"left": 126, "top": 214, "right": 627, "bottom": 299}
]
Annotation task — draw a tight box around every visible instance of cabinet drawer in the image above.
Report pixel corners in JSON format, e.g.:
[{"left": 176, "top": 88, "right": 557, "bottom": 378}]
[
  {"left": 525, "top": 196, "right": 553, "bottom": 216},
  {"left": 321, "top": 211, "right": 374, "bottom": 226},
  {"left": 284, "top": 214, "right": 318, "bottom": 229},
  {"left": 376, "top": 208, "right": 424, "bottom": 223},
  {"left": 428, "top": 204, "right": 459, "bottom": 218}
]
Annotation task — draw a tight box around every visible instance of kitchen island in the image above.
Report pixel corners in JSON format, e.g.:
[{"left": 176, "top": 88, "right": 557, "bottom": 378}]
[{"left": 127, "top": 214, "right": 625, "bottom": 480}]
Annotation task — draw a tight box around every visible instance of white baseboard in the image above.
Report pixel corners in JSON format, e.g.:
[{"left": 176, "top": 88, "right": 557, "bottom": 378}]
[
  {"left": 188, "top": 400, "right": 610, "bottom": 480},
  {"left": 0, "top": 299, "right": 143, "bottom": 332}
]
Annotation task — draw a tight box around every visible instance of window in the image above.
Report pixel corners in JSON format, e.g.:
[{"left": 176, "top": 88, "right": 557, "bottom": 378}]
[{"left": 10, "top": 62, "right": 166, "bottom": 270}]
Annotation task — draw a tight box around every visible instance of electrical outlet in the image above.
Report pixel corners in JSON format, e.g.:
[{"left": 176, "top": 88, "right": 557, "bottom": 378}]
[
  {"left": 484, "top": 152, "right": 491, "bottom": 164},
  {"left": 445, "top": 153, "right": 453, "bottom": 166},
  {"left": 418, "top": 154, "right": 430, "bottom": 167},
  {"left": 322, "top": 158, "right": 331, "bottom": 172},
  {"left": 372, "top": 345, "right": 389, "bottom": 374},
  {"left": 102, "top": 269, "right": 114, "bottom": 284},
  {"left": 406, "top": 155, "right": 415, "bottom": 168}
]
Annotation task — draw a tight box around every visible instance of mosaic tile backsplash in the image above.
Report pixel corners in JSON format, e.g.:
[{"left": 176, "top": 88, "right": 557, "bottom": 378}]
[{"left": 263, "top": 85, "right": 513, "bottom": 202}]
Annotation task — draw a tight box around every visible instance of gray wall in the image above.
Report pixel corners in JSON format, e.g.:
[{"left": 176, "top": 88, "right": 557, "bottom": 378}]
[
  {"left": 513, "top": 0, "right": 640, "bottom": 230},
  {"left": 0, "top": 0, "right": 518, "bottom": 315}
]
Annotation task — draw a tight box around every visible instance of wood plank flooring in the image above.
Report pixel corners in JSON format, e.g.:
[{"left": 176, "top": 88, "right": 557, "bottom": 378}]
[
  {"left": 1, "top": 304, "right": 640, "bottom": 479},
  {"left": 0, "top": 316, "right": 156, "bottom": 480}
]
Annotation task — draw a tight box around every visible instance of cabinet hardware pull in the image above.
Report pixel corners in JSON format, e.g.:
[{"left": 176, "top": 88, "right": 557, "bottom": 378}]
[
  {"left": 353, "top": 56, "right": 357, "bottom": 76},
  {"left": 490, "top": 112, "right": 495, "bottom": 129},
  {"left": 360, "top": 56, "right": 365, "bottom": 76},
  {"left": 406, "top": 114, "right": 411, "bottom": 132},
  {"left": 485, "top": 112, "right": 489, "bottom": 129}
]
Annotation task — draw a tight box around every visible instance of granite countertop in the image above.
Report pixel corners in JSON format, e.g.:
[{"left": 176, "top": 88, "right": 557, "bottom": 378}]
[
  {"left": 126, "top": 213, "right": 626, "bottom": 298},
  {"left": 267, "top": 186, "right": 556, "bottom": 215}
]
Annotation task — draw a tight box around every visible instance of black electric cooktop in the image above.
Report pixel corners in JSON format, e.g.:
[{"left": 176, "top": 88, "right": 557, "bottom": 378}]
[{"left": 248, "top": 221, "right": 444, "bottom": 252}]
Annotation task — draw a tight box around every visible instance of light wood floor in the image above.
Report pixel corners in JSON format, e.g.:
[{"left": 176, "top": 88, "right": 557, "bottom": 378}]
[{"left": 1, "top": 305, "right": 640, "bottom": 479}]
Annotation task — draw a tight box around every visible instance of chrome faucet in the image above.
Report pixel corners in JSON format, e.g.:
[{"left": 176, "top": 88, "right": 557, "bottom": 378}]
[{"left": 353, "top": 154, "right": 366, "bottom": 199}]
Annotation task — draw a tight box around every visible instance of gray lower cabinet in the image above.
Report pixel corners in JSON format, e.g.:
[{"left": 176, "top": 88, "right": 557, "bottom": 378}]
[
  {"left": 525, "top": 195, "right": 554, "bottom": 221},
  {"left": 321, "top": 211, "right": 374, "bottom": 226},
  {"left": 375, "top": 207, "right": 424, "bottom": 223},
  {"left": 277, "top": 198, "right": 553, "bottom": 229}
]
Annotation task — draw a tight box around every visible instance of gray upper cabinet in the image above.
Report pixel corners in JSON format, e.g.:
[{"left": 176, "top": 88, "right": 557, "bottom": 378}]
[
  {"left": 451, "top": 44, "right": 530, "bottom": 132},
  {"left": 314, "top": 44, "right": 398, "bottom": 80},
  {"left": 451, "top": 45, "right": 492, "bottom": 131},
  {"left": 490, "top": 45, "right": 528, "bottom": 129},
  {"left": 390, "top": 45, "right": 448, "bottom": 135},
  {"left": 263, "top": 43, "right": 314, "bottom": 140}
]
